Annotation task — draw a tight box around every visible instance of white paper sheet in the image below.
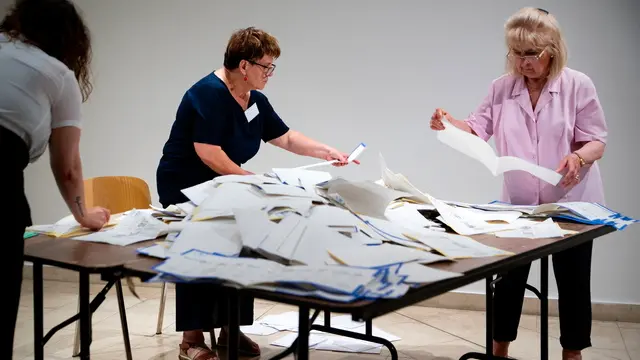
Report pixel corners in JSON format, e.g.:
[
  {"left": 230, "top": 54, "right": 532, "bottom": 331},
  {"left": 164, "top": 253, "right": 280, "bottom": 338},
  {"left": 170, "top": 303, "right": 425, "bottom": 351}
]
[
  {"left": 232, "top": 207, "right": 276, "bottom": 250},
  {"left": 180, "top": 180, "right": 216, "bottom": 205},
  {"left": 384, "top": 203, "right": 440, "bottom": 228},
  {"left": 272, "top": 168, "right": 332, "bottom": 188},
  {"left": 168, "top": 221, "right": 242, "bottom": 256},
  {"left": 72, "top": 210, "right": 168, "bottom": 246},
  {"left": 396, "top": 262, "right": 462, "bottom": 284},
  {"left": 239, "top": 323, "right": 280, "bottom": 336},
  {"left": 406, "top": 230, "right": 512, "bottom": 259},
  {"left": 494, "top": 218, "right": 567, "bottom": 238},
  {"left": 436, "top": 122, "right": 562, "bottom": 185},
  {"left": 378, "top": 153, "right": 434, "bottom": 204},
  {"left": 328, "top": 242, "right": 447, "bottom": 268},
  {"left": 327, "top": 179, "right": 415, "bottom": 218},
  {"left": 271, "top": 333, "right": 326, "bottom": 348}
]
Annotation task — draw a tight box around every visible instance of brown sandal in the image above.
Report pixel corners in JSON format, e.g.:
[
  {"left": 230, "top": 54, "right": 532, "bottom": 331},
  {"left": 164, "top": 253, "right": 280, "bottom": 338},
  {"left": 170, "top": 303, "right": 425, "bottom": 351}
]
[
  {"left": 216, "top": 329, "right": 261, "bottom": 356},
  {"left": 178, "top": 342, "right": 219, "bottom": 360}
]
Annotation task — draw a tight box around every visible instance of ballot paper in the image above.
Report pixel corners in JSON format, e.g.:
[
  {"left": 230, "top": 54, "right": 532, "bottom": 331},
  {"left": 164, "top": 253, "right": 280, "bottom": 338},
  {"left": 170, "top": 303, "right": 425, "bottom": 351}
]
[
  {"left": 168, "top": 220, "right": 242, "bottom": 256},
  {"left": 27, "top": 213, "right": 123, "bottom": 238},
  {"left": 378, "top": 153, "right": 434, "bottom": 204},
  {"left": 327, "top": 242, "right": 448, "bottom": 268},
  {"left": 72, "top": 210, "right": 169, "bottom": 246},
  {"left": 396, "top": 262, "right": 462, "bottom": 284},
  {"left": 192, "top": 182, "right": 313, "bottom": 221},
  {"left": 436, "top": 121, "right": 562, "bottom": 185},
  {"left": 152, "top": 250, "right": 398, "bottom": 297},
  {"left": 271, "top": 168, "right": 332, "bottom": 188},
  {"left": 494, "top": 218, "right": 568, "bottom": 239},
  {"left": 213, "top": 174, "right": 281, "bottom": 186},
  {"left": 358, "top": 215, "right": 434, "bottom": 251},
  {"left": 256, "top": 213, "right": 362, "bottom": 266},
  {"left": 405, "top": 230, "right": 512, "bottom": 259},
  {"left": 180, "top": 180, "right": 215, "bottom": 205},
  {"left": 294, "top": 143, "right": 367, "bottom": 170},
  {"left": 428, "top": 195, "right": 529, "bottom": 236},
  {"left": 385, "top": 203, "right": 440, "bottom": 228},
  {"left": 326, "top": 178, "right": 416, "bottom": 218}
]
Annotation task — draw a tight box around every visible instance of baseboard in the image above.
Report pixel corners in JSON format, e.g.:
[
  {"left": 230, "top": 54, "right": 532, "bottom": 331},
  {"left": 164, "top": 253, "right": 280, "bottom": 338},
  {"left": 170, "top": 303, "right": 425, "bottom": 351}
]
[
  {"left": 416, "top": 292, "right": 640, "bottom": 323},
  {"left": 22, "top": 264, "right": 639, "bottom": 323}
]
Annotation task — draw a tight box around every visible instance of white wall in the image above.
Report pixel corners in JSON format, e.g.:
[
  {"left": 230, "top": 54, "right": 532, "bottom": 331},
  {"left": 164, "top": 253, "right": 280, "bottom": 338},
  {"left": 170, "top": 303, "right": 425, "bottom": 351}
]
[{"left": 22, "top": 0, "right": 640, "bottom": 304}]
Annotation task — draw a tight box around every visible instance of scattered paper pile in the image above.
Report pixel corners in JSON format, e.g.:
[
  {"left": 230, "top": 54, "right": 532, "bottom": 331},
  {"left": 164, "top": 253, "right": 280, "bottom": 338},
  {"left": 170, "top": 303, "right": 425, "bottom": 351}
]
[{"left": 244, "top": 311, "right": 400, "bottom": 354}]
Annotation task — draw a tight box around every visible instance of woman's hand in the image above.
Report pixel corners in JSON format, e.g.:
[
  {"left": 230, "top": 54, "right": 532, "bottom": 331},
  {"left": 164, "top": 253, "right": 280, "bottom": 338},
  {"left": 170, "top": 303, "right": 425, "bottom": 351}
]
[
  {"left": 325, "top": 148, "right": 360, "bottom": 167},
  {"left": 78, "top": 207, "right": 111, "bottom": 230},
  {"left": 430, "top": 108, "right": 455, "bottom": 131},
  {"left": 556, "top": 153, "right": 583, "bottom": 188}
]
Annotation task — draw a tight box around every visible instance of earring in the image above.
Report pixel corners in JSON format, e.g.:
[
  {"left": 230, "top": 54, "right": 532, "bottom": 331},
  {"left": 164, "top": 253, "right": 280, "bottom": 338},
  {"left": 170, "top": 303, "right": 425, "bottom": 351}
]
[{"left": 243, "top": 75, "right": 248, "bottom": 81}]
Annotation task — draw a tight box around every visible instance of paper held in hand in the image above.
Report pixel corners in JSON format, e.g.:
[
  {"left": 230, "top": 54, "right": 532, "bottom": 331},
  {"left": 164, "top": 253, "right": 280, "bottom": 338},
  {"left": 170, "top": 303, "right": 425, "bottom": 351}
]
[
  {"left": 436, "top": 121, "right": 562, "bottom": 185},
  {"left": 294, "top": 143, "right": 367, "bottom": 170}
]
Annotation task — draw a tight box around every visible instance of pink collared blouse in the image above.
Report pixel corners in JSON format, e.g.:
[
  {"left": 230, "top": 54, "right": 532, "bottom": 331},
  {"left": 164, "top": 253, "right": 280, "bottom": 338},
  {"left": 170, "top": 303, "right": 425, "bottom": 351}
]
[{"left": 465, "top": 67, "right": 608, "bottom": 206}]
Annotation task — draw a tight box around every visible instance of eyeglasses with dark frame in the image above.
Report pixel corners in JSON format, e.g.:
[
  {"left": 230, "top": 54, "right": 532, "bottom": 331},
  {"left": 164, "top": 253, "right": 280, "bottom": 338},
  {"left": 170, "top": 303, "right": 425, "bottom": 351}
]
[
  {"left": 507, "top": 48, "right": 547, "bottom": 62},
  {"left": 247, "top": 60, "right": 276, "bottom": 76}
]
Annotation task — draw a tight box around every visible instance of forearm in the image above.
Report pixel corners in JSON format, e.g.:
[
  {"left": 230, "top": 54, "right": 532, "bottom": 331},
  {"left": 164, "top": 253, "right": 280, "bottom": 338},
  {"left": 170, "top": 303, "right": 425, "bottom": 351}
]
[
  {"left": 201, "top": 151, "right": 252, "bottom": 175},
  {"left": 283, "top": 130, "right": 331, "bottom": 159},
  {"left": 575, "top": 140, "right": 606, "bottom": 164},
  {"left": 51, "top": 155, "right": 88, "bottom": 222}
]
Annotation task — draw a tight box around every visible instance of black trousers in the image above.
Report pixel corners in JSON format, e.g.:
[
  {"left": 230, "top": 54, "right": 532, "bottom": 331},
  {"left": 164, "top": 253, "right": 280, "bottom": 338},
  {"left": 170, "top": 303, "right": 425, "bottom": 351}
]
[
  {"left": 158, "top": 198, "right": 255, "bottom": 332},
  {"left": 0, "top": 126, "right": 31, "bottom": 359},
  {"left": 493, "top": 241, "right": 593, "bottom": 351}
]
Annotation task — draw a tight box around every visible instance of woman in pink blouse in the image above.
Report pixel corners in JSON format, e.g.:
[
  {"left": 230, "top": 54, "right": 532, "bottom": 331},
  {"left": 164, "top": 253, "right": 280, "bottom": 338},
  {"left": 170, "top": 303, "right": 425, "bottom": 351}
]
[{"left": 430, "top": 7, "right": 607, "bottom": 360}]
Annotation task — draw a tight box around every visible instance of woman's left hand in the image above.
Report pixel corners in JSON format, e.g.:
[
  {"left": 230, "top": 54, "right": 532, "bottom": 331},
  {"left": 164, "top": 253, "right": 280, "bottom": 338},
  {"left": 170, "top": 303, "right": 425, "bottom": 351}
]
[
  {"left": 556, "top": 153, "right": 582, "bottom": 188},
  {"left": 326, "top": 148, "right": 360, "bottom": 167}
]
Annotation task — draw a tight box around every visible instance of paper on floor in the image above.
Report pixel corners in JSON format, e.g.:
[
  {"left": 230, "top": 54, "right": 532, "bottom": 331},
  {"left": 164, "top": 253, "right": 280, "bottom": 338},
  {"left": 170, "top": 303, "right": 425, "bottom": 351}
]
[{"left": 436, "top": 121, "right": 562, "bottom": 185}]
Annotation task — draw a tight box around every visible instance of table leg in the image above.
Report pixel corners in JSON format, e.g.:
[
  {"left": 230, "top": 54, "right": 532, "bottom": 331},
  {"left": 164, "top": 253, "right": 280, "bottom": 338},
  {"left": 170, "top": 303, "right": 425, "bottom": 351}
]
[
  {"left": 79, "top": 271, "right": 91, "bottom": 360},
  {"left": 540, "top": 257, "right": 549, "bottom": 360},
  {"left": 297, "top": 306, "right": 310, "bottom": 360},
  {"left": 485, "top": 275, "right": 493, "bottom": 358},
  {"left": 115, "top": 279, "right": 133, "bottom": 360},
  {"left": 33, "top": 262, "right": 43, "bottom": 360},
  {"left": 227, "top": 289, "right": 240, "bottom": 360},
  {"left": 458, "top": 276, "right": 509, "bottom": 360}
]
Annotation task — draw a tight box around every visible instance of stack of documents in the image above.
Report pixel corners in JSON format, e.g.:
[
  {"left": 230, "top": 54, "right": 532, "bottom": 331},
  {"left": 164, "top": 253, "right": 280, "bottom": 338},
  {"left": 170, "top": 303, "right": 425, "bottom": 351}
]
[{"left": 470, "top": 201, "right": 638, "bottom": 230}]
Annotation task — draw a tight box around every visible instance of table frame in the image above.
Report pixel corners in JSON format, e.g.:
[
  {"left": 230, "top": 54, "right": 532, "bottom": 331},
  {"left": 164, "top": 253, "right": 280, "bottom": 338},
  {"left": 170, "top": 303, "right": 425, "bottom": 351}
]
[{"left": 25, "top": 223, "right": 614, "bottom": 360}]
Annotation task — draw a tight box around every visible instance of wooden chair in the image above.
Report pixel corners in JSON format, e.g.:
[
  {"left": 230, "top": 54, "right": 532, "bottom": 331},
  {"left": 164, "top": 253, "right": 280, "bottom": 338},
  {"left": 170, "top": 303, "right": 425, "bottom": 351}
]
[{"left": 72, "top": 176, "right": 152, "bottom": 360}]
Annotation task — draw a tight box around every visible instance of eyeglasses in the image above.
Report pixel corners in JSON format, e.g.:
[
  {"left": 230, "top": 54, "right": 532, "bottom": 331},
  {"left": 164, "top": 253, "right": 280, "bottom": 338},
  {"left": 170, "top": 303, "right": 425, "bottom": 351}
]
[
  {"left": 507, "top": 48, "right": 546, "bottom": 62},
  {"left": 248, "top": 60, "right": 276, "bottom": 76}
]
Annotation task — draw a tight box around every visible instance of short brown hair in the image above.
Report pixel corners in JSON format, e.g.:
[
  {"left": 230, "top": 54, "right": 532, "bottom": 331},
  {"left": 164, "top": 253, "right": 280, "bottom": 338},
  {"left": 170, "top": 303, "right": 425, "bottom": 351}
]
[
  {"left": 1, "top": 0, "right": 93, "bottom": 102},
  {"left": 223, "top": 27, "right": 281, "bottom": 70}
]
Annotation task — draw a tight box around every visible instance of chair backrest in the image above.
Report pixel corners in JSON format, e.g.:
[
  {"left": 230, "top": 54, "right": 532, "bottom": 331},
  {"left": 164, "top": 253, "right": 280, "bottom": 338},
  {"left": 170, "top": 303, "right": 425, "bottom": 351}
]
[{"left": 84, "top": 176, "right": 151, "bottom": 214}]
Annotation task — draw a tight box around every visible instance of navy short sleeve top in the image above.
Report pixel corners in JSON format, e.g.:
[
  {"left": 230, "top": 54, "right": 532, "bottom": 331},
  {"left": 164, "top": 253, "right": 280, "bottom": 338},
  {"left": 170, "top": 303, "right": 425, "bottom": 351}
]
[{"left": 156, "top": 72, "right": 290, "bottom": 206}]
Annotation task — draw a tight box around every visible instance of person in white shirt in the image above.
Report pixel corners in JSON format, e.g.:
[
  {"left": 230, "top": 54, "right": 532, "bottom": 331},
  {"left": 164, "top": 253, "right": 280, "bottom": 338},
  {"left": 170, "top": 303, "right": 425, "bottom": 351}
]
[{"left": 0, "top": 0, "right": 110, "bottom": 356}]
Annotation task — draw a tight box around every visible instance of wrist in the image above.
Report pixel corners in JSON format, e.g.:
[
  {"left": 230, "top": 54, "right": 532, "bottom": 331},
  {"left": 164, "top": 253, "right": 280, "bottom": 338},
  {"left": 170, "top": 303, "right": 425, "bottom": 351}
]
[{"left": 572, "top": 152, "right": 586, "bottom": 167}]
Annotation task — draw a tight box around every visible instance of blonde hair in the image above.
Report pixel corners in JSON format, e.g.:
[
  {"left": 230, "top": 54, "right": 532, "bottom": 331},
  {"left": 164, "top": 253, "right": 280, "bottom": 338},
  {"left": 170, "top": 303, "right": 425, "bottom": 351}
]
[{"left": 504, "top": 7, "right": 568, "bottom": 79}]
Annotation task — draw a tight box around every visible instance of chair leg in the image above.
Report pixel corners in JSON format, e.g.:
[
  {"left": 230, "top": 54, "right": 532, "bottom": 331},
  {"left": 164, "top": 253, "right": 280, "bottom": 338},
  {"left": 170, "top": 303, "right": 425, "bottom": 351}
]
[
  {"left": 72, "top": 298, "right": 81, "bottom": 357},
  {"left": 156, "top": 282, "right": 168, "bottom": 335}
]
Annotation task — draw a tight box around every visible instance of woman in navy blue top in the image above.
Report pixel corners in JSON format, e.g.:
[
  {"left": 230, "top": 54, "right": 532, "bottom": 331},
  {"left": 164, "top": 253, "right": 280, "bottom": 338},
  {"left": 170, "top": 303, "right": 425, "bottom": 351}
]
[{"left": 156, "top": 27, "right": 354, "bottom": 360}]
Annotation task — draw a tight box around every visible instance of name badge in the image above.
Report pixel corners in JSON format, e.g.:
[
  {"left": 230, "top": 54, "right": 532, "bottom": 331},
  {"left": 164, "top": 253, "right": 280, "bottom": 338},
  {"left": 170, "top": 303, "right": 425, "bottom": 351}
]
[{"left": 245, "top": 103, "right": 259, "bottom": 122}]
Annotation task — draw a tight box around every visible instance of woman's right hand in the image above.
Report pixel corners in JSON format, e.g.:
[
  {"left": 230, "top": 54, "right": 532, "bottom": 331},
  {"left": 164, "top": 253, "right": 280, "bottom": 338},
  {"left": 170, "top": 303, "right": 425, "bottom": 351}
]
[
  {"left": 430, "top": 108, "right": 454, "bottom": 131},
  {"left": 78, "top": 207, "right": 111, "bottom": 230}
]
